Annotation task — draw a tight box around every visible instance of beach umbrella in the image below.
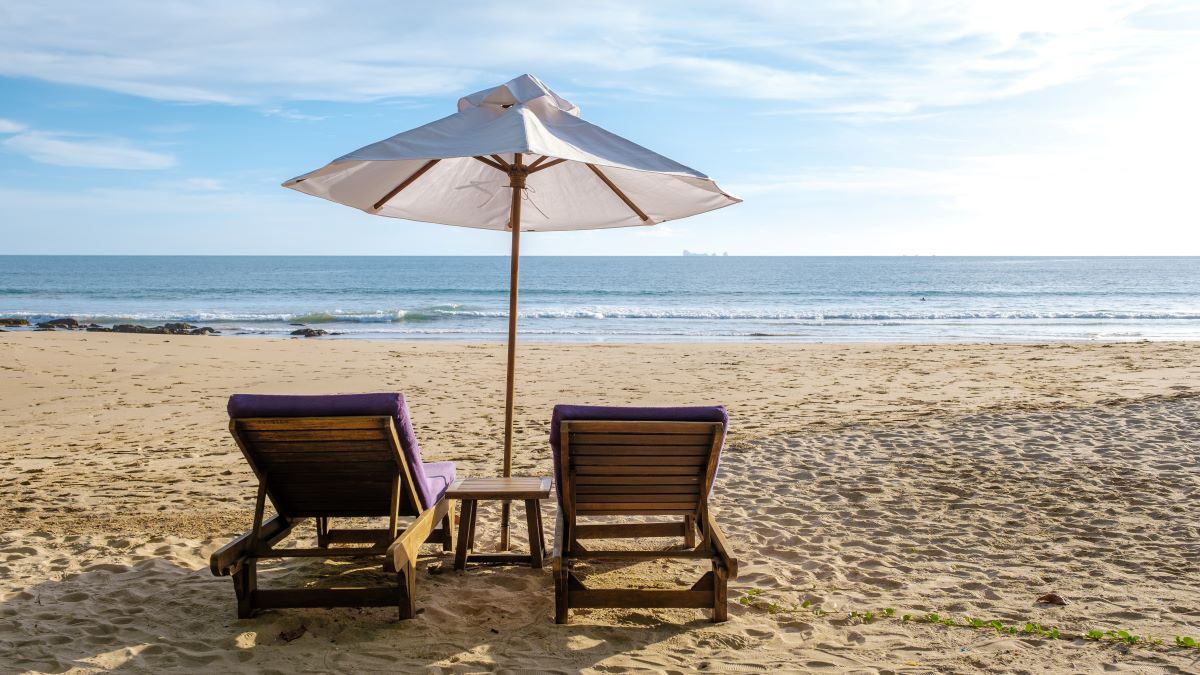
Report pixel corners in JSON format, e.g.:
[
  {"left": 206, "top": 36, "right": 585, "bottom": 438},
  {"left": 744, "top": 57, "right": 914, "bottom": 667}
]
[{"left": 283, "top": 74, "right": 740, "bottom": 545}]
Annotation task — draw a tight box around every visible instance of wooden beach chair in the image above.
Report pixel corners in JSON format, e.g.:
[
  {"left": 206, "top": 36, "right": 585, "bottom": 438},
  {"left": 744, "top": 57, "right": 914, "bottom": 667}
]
[
  {"left": 548, "top": 405, "right": 738, "bottom": 623},
  {"left": 209, "top": 393, "right": 456, "bottom": 619}
]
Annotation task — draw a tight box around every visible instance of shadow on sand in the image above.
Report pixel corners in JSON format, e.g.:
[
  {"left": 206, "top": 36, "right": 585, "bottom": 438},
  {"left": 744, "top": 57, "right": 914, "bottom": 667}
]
[{"left": 1, "top": 533, "right": 716, "bottom": 673}]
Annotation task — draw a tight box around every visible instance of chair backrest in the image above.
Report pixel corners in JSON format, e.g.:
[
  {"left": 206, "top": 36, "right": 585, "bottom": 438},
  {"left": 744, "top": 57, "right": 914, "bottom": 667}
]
[
  {"left": 228, "top": 393, "right": 430, "bottom": 519},
  {"left": 550, "top": 405, "right": 728, "bottom": 524},
  {"left": 230, "top": 415, "right": 422, "bottom": 519}
]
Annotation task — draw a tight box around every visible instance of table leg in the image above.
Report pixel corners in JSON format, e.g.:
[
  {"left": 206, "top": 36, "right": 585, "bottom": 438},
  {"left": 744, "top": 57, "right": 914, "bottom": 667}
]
[
  {"left": 500, "top": 500, "right": 511, "bottom": 551},
  {"left": 454, "top": 499, "right": 476, "bottom": 571},
  {"left": 536, "top": 501, "right": 546, "bottom": 552},
  {"left": 466, "top": 499, "right": 478, "bottom": 549},
  {"left": 525, "top": 499, "right": 544, "bottom": 568}
]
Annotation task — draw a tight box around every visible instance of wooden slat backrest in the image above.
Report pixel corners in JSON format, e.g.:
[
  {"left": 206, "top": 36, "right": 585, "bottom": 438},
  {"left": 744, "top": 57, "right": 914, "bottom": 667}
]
[
  {"left": 560, "top": 420, "right": 723, "bottom": 523},
  {"left": 230, "top": 415, "right": 422, "bottom": 519}
]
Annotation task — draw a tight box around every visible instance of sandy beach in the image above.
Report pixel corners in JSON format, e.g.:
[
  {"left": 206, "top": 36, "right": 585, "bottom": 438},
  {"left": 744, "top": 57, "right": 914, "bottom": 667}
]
[{"left": 2, "top": 332, "right": 1198, "bottom": 673}]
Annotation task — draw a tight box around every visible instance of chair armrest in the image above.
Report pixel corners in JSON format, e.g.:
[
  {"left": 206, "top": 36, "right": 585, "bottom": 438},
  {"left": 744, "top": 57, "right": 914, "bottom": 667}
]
[
  {"left": 209, "top": 514, "right": 293, "bottom": 576},
  {"left": 704, "top": 511, "right": 738, "bottom": 580},
  {"left": 386, "top": 498, "right": 447, "bottom": 573}
]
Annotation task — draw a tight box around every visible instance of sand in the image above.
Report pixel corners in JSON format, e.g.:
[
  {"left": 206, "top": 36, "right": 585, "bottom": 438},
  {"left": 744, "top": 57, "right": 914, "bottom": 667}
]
[{"left": 1, "top": 332, "right": 1198, "bottom": 673}]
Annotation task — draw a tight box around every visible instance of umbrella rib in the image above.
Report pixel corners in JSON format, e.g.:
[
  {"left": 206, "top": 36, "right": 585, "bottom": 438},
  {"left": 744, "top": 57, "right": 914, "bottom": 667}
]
[
  {"left": 473, "top": 156, "right": 507, "bottom": 173},
  {"left": 490, "top": 154, "right": 513, "bottom": 170},
  {"left": 371, "top": 159, "right": 440, "bottom": 211},
  {"left": 586, "top": 163, "right": 650, "bottom": 222},
  {"left": 526, "top": 155, "right": 549, "bottom": 170},
  {"left": 528, "top": 158, "right": 567, "bottom": 174}
]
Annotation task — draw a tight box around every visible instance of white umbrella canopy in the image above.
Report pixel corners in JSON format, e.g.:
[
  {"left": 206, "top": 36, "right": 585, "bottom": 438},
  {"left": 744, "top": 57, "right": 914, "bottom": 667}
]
[
  {"left": 283, "top": 74, "right": 740, "bottom": 548},
  {"left": 284, "top": 74, "right": 739, "bottom": 230}
]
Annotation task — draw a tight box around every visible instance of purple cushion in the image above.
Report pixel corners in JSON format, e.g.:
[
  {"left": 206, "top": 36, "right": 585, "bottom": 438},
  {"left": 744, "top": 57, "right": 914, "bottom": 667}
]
[
  {"left": 548, "top": 404, "right": 729, "bottom": 503},
  {"left": 422, "top": 461, "right": 457, "bottom": 502},
  {"left": 227, "top": 392, "right": 451, "bottom": 509}
]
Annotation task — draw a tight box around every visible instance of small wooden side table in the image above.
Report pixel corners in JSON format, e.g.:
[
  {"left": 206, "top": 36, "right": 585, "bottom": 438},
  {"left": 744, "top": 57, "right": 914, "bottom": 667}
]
[{"left": 446, "top": 477, "right": 552, "bottom": 570}]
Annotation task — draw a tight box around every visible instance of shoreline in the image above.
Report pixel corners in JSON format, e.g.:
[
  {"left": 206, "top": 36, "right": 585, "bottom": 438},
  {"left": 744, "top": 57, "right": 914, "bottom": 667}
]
[{"left": 5, "top": 321, "right": 1200, "bottom": 344}]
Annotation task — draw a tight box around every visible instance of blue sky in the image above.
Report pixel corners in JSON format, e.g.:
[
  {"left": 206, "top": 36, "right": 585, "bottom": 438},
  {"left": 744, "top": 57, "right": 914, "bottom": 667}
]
[{"left": 1, "top": 1, "right": 1198, "bottom": 255}]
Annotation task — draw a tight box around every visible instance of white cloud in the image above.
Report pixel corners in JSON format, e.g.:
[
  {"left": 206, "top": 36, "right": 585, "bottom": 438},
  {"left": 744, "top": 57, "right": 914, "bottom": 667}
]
[
  {"left": 0, "top": 1, "right": 1195, "bottom": 116},
  {"left": 3, "top": 131, "right": 176, "bottom": 169},
  {"left": 0, "top": 118, "right": 26, "bottom": 133}
]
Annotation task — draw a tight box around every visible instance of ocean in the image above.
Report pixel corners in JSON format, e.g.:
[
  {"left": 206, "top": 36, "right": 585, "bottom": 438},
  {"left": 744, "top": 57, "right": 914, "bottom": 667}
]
[{"left": 2, "top": 256, "right": 1198, "bottom": 342}]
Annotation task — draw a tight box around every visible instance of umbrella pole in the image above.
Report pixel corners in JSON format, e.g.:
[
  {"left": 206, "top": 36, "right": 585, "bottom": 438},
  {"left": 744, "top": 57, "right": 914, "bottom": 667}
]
[{"left": 500, "top": 154, "right": 525, "bottom": 550}]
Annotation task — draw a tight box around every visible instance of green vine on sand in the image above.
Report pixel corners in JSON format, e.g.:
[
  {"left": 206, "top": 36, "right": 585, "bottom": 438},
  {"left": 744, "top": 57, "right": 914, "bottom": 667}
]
[{"left": 737, "top": 588, "right": 1200, "bottom": 653}]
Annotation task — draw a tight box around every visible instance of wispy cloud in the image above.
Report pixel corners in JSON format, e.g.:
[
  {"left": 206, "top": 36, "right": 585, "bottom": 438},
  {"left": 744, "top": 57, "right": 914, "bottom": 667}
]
[
  {"left": 261, "top": 107, "right": 327, "bottom": 122},
  {"left": 3, "top": 131, "right": 176, "bottom": 169},
  {"left": 0, "top": 1, "right": 1195, "bottom": 117},
  {"left": 0, "top": 118, "right": 26, "bottom": 133}
]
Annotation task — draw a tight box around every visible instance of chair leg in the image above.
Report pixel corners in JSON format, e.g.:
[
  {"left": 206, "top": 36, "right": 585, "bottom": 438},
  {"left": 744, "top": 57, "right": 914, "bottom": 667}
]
[
  {"left": 684, "top": 515, "right": 697, "bottom": 548},
  {"left": 397, "top": 560, "right": 417, "bottom": 620},
  {"left": 234, "top": 561, "right": 257, "bottom": 619},
  {"left": 712, "top": 565, "right": 728, "bottom": 623},
  {"left": 554, "top": 568, "right": 570, "bottom": 624}
]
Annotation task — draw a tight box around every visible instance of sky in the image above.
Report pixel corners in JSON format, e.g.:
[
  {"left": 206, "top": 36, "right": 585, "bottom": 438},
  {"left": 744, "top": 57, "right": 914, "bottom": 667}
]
[{"left": 1, "top": 0, "right": 1198, "bottom": 256}]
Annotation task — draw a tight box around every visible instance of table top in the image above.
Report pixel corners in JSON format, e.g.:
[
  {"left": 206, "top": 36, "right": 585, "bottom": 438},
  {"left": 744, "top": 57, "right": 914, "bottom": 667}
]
[{"left": 446, "top": 476, "right": 553, "bottom": 500}]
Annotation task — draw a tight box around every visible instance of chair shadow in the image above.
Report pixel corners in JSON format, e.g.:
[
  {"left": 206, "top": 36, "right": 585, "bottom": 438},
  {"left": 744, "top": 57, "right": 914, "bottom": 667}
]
[{"left": 1, "top": 537, "right": 716, "bottom": 674}]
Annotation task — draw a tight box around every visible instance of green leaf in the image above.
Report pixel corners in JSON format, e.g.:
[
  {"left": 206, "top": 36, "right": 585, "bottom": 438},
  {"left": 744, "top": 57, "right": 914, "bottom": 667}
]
[
  {"left": 801, "top": 599, "right": 811, "bottom": 609},
  {"left": 883, "top": 608, "right": 895, "bottom": 617}
]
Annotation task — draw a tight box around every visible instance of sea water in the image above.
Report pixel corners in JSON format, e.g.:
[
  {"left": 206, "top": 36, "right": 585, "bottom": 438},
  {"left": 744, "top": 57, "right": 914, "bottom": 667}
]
[{"left": 2, "top": 256, "right": 1198, "bottom": 342}]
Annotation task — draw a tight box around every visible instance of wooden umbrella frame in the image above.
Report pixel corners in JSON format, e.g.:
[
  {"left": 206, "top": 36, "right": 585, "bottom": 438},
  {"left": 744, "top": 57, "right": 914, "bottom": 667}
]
[{"left": 375, "top": 152, "right": 650, "bottom": 547}]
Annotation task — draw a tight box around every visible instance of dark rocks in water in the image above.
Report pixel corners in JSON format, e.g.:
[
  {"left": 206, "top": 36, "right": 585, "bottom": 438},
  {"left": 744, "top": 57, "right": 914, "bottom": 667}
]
[
  {"left": 113, "top": 324, "right": 166, "bottom": 334},
  {"left": 36, "top": 317, "right": 79, "bottom": 329},
  {"left": 112, "top": 323, "right": 217, "bottom": 335},
  {"left": 35, "top": 327, "right": 55, "bottom": 331},
  {"left": 290, "top": 328, "right": 328, "bottom": 337},
  {"left": 289, "top": 323, "right": 305, "bottom": 326},
  {"left": 26, "top": 318, "right": 217, "bottom": 336}
]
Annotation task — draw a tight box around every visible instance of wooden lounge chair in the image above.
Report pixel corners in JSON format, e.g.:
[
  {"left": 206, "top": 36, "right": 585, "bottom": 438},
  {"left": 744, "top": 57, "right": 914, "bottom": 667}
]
[
  {"left": 210, "top": 393, "right": 456, "bottom": 620},
  {"left": 548, "top": 405, "right": 738, "bottom": 623}
]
